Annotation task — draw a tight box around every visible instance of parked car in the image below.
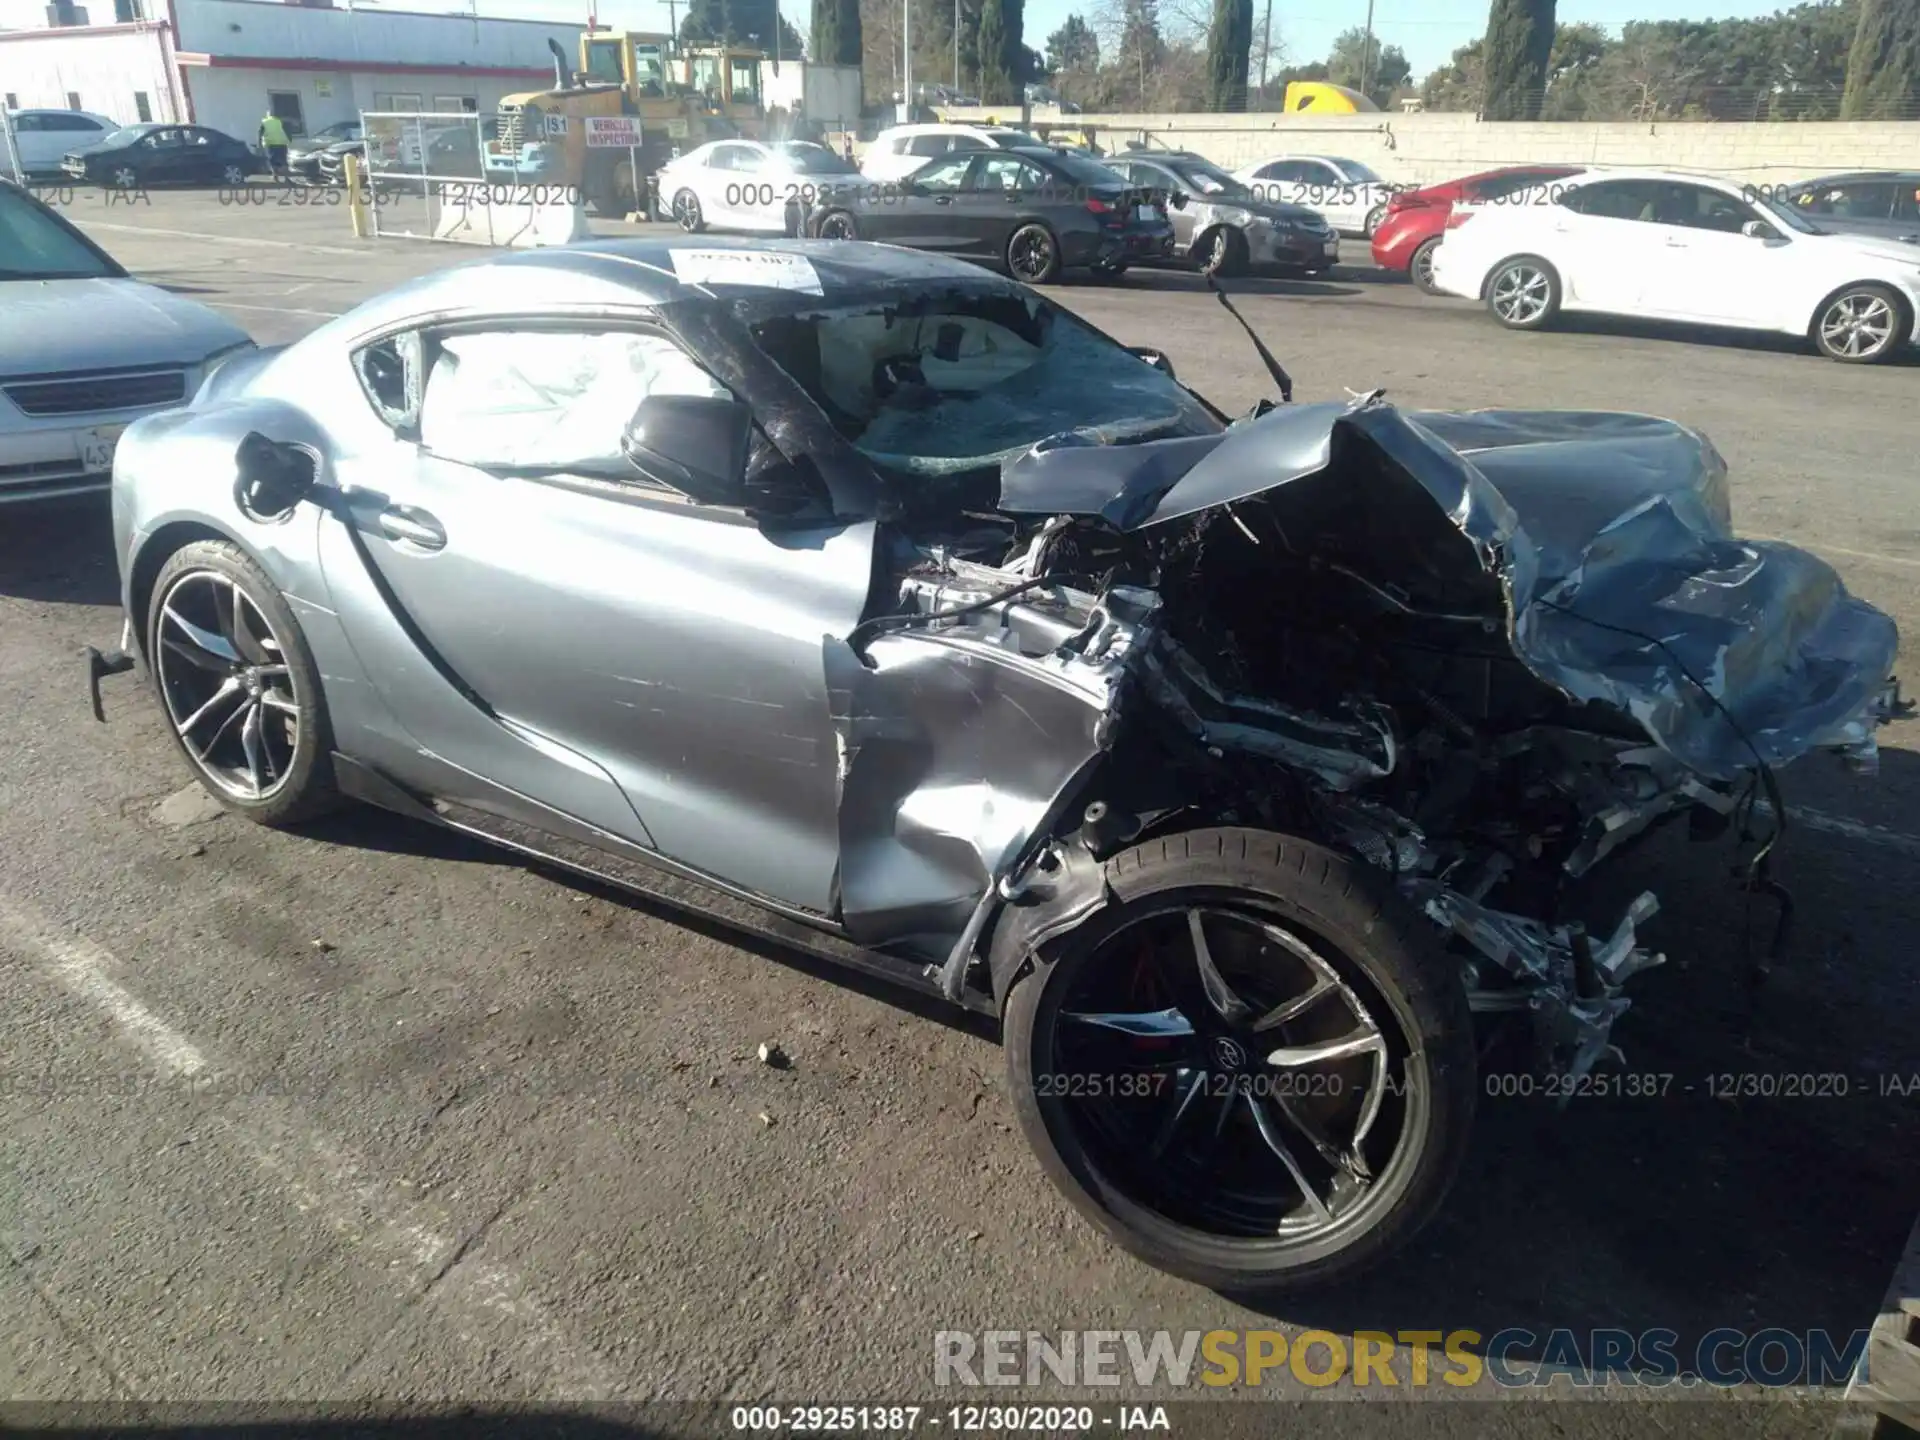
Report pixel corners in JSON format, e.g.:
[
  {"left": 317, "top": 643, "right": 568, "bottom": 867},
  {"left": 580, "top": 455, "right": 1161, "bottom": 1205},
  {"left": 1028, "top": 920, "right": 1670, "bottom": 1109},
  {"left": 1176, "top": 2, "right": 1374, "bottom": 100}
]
[
  {"left": 860, "top": 123, "right": 1045, "bottom": 183},
  {"left": 62, "top": 124, "right": 259, "bottom": 189},
  {"left": 88, "top": 235, "right": 1897, "bottom": 1293},
  {"left": 288, "top": 119, "right": 363, "bottom": 183},
  {"left": 1779, "top": 171, "right": 1920, "bottom": 246},
  {"left": 1371, "top": 164, "right": 1585, "bottom": 293},
  {"left": 1104, "top": 149, "right": 1340, "bottom": 277},
  {"left": 0, "top": 178, "right": 252, "bottom": 505},
  {"left": 658, "top": 139, "right": 858, "bottom": 235},
  {"left": 1232, "top": 154, "right": 1399, "bottom": 237},
  {"left": 808, "top": 147, "right": 1171, "bottom": 283},
  {"left": 1432, "top": 168, "right": 1920, "bottom": 363},
  {"left": 2, "top": 108, "right": 118, "bottom": 179}
]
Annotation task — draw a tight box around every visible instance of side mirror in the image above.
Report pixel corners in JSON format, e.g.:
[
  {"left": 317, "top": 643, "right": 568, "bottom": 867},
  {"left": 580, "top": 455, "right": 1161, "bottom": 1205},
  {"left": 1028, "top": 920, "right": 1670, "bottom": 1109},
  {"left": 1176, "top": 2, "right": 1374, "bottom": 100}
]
[
  {"left": 234, "top": 432, "right": 315, "bottom": 519},
  {"left": 1742, "top": 219, "right": 1781, "bottom": 241},
  {"left": 1127, "top": 346, "right": 1175, "bottom": 378},
  {"left": 621, "top": 393, "right": 753, "bottom": 506}
]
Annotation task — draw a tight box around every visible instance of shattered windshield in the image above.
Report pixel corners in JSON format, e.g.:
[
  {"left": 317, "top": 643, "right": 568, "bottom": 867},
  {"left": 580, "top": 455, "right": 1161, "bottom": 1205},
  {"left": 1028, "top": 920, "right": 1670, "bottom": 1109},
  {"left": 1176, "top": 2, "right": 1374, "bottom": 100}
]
[{"left": 751, "top": 291, "right": 1221, "bottom": 476}]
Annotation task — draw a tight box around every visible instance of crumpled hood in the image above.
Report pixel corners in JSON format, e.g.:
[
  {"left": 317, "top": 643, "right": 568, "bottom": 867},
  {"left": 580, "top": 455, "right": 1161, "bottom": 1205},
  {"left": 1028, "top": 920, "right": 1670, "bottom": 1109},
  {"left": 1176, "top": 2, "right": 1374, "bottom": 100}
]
[
  {"left": 0, "top": 277, "right": 252, "bottom": 377},
  {"left": 999, "top": 401, "right": 1899, "bottom": 780}
]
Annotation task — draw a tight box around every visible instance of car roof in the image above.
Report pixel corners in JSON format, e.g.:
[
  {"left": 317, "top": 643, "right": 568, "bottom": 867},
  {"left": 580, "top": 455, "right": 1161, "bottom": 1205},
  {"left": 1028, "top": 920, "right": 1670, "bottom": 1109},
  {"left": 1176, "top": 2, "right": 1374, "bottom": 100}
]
[
  {"left": 1793, "top": 170, "right": 1920, "bottom": 184},
  {"left": 1550, "top": 167, "right": 1750, "bottom": 190},
  {"left": 873, "top": 122, "right": 1026, "bottom": 137},
  {"left": 323, "top": 236, "right": 1018, "bottom": 338}
]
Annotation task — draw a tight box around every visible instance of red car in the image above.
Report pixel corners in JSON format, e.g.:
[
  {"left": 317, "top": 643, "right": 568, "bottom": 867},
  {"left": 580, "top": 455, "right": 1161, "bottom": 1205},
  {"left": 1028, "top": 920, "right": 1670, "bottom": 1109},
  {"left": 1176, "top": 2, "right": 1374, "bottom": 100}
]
[{"left": 1372, "top": 164, "right": 1585, "bottom": 293}]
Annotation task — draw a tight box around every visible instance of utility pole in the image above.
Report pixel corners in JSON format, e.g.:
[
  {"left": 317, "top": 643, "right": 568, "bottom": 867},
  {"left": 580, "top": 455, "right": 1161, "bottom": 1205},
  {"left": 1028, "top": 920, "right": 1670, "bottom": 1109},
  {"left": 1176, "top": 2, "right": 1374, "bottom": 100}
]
[
  {"left": 953, "top": 0, "right": 959, "bottom": 92},
  {"left": 1359, "top": 0, "right": 1376, "bottom": 100},
  {"left": 903, "top": 0, "right": 912, "bottom": 119},
  {"left": 1257, "top": 0, "right": 1271, "bottom": 106},
  {"left": 665, "top": 0, "right": 680, "bottom": 38}
]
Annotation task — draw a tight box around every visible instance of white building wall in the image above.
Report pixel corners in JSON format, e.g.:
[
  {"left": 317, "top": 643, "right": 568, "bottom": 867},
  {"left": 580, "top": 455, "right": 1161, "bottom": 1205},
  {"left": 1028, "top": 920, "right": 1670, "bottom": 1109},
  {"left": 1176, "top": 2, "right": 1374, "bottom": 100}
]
[
  {"left": 174, "top": 0, "right": 580, "bottom": 77},
  {"left": 0, "top": 24, "right": 182, "bottom": 124},
  {"left": 183, "top": 63, "right": 537, "bottom": 142}
]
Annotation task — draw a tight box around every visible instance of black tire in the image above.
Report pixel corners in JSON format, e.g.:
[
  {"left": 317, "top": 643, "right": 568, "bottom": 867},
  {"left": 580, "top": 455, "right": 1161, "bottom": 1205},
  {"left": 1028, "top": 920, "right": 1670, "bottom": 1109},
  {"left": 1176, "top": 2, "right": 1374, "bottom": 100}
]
[
  {"left": 672, "top": 188, "right": 705, "bottom": 233},
  {"left": 1363, "top": 203, "right": 1387, "bottom": 237},
  {"left": 1196, "top": 226, "right": 1246, "bottom": 279},
  {"left": 145, "top": 539, "right": 340, "bottom": 828},
  {"left": 1811, "top": 282, "right": 1909, "bottom": 363},
  {"left": 109, "top": 164, "right": 141, "bottom": 190},
  {"left": 1003, "top": 828, "right": 1475, "bottom": 1294},
  {"left": 221, "top": 162, "right": 248, "bottom": 186},
  {"left": 1007, "top": 222, "right": 1062, "bottom": 284},
  {"left": 816, "top": 209, "right": 859, "bottom": 241},
  {"left": 1485, "top": 254, "right": 1561, "bottom": 330},
  {"left": 1409, "top": 235, "right": 1444, "bottom": 295}
]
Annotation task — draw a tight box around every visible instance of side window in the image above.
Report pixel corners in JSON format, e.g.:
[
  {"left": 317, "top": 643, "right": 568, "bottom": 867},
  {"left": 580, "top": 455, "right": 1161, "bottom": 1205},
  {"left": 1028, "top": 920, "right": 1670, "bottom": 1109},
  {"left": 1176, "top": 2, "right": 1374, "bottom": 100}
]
[
  {"left": 352, "top": 332, "right": 425, "bottom": 431},
  {"left": 910, "top": 152, "right": 974, "bottom": 191},
  {"left": 415, "top": 329, "right": 729, "bottom": 473},
  {"left": 1894, "top": 185, "right": 1920, "bottom": 223},
  {"left": 907, "top": 134, "right": 950, "bottom": 158},
  {"left": 1471, "top": 170, "right": 1553, "bottom": 202},
  {"left": 1260, "top": 160, "right": 1311, "bottom": 184},
  {"left": 947, "top": 134, "right": 988, "bottom": 153},
  {"left": 1659, "top": 183, "right": 1753, "bottom": 234},
  {"left": 1828, "top": 182, "right": 1896, "bottom": 219},
  {"left": 13, "top": 115, "right": 42, "bottom": 133},
  {"left": 974, "top": 153, "right": 1040, "bottom": 191},
  {"left": 1562, "top": 179, "right": 1663, "bottom": 222}
]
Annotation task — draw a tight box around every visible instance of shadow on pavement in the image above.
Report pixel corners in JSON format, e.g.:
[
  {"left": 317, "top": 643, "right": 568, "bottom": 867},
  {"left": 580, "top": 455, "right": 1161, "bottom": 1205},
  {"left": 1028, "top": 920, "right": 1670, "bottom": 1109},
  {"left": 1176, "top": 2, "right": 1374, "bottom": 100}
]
[{"left": 0, "top": 497, "right": 120, "bottom": 606}]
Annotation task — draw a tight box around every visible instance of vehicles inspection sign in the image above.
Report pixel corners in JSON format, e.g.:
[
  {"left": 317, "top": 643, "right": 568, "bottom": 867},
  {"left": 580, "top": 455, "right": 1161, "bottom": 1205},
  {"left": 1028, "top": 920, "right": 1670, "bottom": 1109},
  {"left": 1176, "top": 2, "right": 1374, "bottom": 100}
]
[{"left": 585, "top": 116, "right": 642, "bottom": 148}]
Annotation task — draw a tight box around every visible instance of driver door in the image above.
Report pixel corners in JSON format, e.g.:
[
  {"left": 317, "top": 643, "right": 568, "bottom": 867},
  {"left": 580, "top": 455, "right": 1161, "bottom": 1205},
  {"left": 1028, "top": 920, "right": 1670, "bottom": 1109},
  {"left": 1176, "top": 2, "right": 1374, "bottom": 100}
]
[
  {"left": 1636, "top": 182, "right": 1781, "bottom": 327},
  {"left": 325, "top": 319, "right": 873, "bottom": 914},
  {"left": 862, "top": 149, "right": 975, "bottom": 248},
  {"left": 136, "top": 128, "right": 189, "bottom": 183}
]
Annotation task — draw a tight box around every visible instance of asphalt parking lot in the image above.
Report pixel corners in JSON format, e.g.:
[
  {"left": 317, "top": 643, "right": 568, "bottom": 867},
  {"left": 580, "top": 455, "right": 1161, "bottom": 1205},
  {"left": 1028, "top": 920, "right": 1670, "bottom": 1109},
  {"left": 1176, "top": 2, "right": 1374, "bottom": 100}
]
[{"left": 2, "top": 186, "right": 1916, "bottom": 1433}]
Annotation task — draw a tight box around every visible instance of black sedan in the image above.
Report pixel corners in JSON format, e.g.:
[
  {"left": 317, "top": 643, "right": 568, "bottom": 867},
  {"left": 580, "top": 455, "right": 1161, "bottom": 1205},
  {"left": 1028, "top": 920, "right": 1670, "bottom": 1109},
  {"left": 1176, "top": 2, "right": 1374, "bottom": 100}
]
[
  {"left": 63, "top": 124, "right": 260, "bottom": 189},
  {"left": 806, "top": 148, "right": 1172, "bottom": 284},
  {"left": 1777, "top": 171, "right": 1920, "bottom": 245},
  {"left": 289, "top": 119, "right": 362, "bottom": 183}
]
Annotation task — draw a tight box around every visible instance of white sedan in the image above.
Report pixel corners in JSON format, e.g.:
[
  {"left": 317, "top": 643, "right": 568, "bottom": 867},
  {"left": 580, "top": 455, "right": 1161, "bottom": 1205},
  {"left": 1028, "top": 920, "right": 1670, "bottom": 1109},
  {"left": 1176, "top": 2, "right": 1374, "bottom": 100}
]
[
  {"left": 655, "top": 139, "right": 859, "bottom": 235},
  {"left": 1232, "top": 154, "right": 1398, "bottom": 237},
  {"left": 1430, "top": 168, "right": 1920, "bottom": 363}
]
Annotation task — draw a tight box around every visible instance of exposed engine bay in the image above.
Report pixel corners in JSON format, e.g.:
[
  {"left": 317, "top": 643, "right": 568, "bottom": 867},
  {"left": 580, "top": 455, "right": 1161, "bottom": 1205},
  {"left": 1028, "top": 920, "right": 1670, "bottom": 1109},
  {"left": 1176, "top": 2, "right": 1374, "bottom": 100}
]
[{"left": 830, "top": 388, "right": 1901, "bottom": 1085}]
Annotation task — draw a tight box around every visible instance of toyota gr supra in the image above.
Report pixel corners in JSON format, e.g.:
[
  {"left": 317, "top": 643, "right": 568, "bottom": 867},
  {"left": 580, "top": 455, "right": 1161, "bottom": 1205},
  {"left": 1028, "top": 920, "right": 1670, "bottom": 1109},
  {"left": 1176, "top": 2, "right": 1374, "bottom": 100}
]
[{"left": 90, "top": 237, "right": 1900, "bottom": 1292}]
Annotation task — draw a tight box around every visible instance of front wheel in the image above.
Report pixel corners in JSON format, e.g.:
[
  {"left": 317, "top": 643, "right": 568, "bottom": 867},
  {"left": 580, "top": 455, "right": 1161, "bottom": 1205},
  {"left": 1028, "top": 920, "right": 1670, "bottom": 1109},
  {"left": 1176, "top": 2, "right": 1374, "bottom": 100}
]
[
  {"left": 1007, "top": 222, "right": 1062, "bottom": 284},
  {"left": 672, "top": 188, "right": 705, "bottom": 233},
  {"left": 816, "top": 209, "right": 859, "bottom": 241},
  {"left": 1003, "top": 829, "right": 1475, "bottom": 1294},
  {"left": 146, "top": 539, "right": 340, "bottom": 827},
  {"left": 1813, "top": 283, "right": 1908, "bottom": 363},
  {"left": 1486, "top": 255, "right": 1560, "bottom": 330},
  {"left": 1196, "top": 226, "right": 1246, "bottom": 279},
  {"left": 109, "top": 165, "right": 140, "bottom": 190}
]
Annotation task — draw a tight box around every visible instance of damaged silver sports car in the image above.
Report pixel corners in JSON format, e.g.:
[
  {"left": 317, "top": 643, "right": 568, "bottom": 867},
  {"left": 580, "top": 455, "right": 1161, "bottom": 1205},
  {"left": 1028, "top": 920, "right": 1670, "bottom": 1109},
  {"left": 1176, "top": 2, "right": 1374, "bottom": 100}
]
[{"left": 90, "top": 237, "right": 1901, "bottom": 1292}]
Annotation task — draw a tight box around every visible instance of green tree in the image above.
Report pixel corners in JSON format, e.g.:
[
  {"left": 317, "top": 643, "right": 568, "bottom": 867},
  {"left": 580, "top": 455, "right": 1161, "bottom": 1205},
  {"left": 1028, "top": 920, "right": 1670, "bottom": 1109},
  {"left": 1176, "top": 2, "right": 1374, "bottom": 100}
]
[
  {"left": 684, "top": 0, "right": 804, "bottom": 56},
  {"left": 812, "top": 0, "right": 862, "bottom": 67},
  {"left": 976, "top": 0, "right": 1025, "bottom": 102},
  {"left": 1205, "top": 0, "right": 1254, "bottom": 109},
  {"left": 1843, "top": 0, "right": 1920, "bottom": 117},
  {"left": 1327, "top": 24, "right": 1410, "bottom": 105},
  {"left": 1481, "top": 0, "right": 1555, "bottom": 118},
  {"left": 1047, "top": 12, "right": 1099, "bottom": 71},
  {"left": 1419, "top": 40, "right": 1482, "bottom": 110}
]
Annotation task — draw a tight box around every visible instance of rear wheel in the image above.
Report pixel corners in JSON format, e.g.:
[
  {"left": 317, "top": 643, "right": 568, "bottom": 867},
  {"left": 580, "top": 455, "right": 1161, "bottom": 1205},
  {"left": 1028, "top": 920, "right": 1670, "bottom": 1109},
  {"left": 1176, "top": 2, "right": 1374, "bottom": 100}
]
[
  {"left": 1363, "top": 203, "right": 1387, "bottom": 237},
  {"left": 1007, "top": 223, "right": 1062, "bottom": 284},
  {"left": 146, "top": 540, "right": 340, "bottom": 827},
  {"left": 1813, "top": 283, "right": 1907, "bottom": 363},
  {"left": 1486, "top": 255, "right": 1560, "bottom": 330},
  {"left": 672, "top": 188, "right": 705, "bottom": 232},
  {"left": 1409, "top": 235, "right": 1444, "bottom": 295},
  {"left": 1003, "top": 829, "right": 1475, "bottom": 1293}
]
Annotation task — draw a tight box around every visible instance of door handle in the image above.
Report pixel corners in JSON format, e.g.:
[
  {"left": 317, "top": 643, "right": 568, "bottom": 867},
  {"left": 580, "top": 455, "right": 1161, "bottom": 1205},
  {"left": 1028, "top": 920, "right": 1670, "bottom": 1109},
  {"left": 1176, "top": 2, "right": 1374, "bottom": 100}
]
[
  {"left": 1665, "top": 237, "right": 1689, "bottom": 246},
  {"left": 933, "top": 194, "right": 954, "bottom": 205},
  {"left": 376, "top": 505, "right": 446, "bottom": 551}
]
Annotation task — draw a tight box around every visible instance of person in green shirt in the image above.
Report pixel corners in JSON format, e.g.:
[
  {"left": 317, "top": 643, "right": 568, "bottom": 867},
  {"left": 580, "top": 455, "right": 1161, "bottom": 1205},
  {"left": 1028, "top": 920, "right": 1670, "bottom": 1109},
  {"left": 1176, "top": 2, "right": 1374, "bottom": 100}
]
[{"left": 258, "top": 110, "right": 290, "bottom": 179}]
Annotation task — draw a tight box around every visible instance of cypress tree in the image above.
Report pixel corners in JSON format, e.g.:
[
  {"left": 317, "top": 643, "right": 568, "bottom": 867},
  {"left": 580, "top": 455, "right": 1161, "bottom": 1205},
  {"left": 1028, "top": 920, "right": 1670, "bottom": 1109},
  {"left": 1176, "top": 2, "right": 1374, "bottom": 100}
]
[
  {"left": 976, "top": 0, "right": 1023, "bottom": 104},
  {"left": 1205, "top": 0, "right": 1253, "bottom": 110},
  {"left": 1481, "top": 0, "right": 1555, "bottom": 120},
  {"left": 812, "top": 0, "right": 862, "bottom": 68},
  {"left": 1842, "top": 0, "right": 1920, "bottom": 119}
]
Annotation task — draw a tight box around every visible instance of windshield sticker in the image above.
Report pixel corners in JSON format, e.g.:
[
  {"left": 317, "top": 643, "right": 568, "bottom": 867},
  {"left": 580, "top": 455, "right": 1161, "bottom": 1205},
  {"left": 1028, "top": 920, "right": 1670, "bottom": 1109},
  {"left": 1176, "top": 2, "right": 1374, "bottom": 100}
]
[{"left": 669, "top": 249, "right": 824, "bottom": 295}]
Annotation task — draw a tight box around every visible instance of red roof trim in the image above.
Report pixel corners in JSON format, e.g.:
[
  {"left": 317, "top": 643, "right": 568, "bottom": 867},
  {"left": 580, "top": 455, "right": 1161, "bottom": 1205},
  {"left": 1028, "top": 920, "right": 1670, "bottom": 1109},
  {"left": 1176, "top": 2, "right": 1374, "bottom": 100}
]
[
  {"left": 174, "top": 52, "right": 546, "bottom": 76},
  {"left": 0, "top": 20, "right": 168, "bottom": 42}
]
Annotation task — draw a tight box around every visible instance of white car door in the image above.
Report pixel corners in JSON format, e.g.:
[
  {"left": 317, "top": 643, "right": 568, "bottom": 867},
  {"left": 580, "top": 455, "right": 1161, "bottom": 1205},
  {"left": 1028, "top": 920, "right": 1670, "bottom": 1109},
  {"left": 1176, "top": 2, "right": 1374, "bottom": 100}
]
[
  {"left": 1633, "top": 182, "right": 1784, "bottom": 328},
  {"left": 701, "top": 142, "right": 764, "bottom": 230},
  {"left": 8, "top": 114, "right": 50, "bottom": 174},
  {"left": 1549, "top": 179, "right": 1678, "bottom": 315}
]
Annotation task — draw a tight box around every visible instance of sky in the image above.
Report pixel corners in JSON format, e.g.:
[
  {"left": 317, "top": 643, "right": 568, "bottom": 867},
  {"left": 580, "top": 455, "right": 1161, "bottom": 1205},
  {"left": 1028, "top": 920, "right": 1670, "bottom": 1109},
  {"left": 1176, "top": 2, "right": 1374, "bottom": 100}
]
[{"left": 152, "top": 0, "right": 1800, "bottom": 83}]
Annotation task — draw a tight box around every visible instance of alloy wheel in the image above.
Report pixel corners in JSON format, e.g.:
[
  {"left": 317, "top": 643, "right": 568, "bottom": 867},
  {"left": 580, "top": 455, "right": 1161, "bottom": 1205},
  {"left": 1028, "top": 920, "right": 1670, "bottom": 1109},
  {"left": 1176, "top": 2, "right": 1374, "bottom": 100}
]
[
  {"left": 1010, "top": 227, "right": 1055, "bottom": 282},
  {"left": 1820, "top": 292, "right": 1896, "bottom": 360},
  {"left": 1490, "top": 263, "right": 1551, "bottom": 324},
  {"left": 223, "top": 163, "right": 247, "bottom": 185},
  {"left": 1412, "top": 241, "right": 1438, "bottom": 293},
  {"left": 1044, "top": 904, "right": 1413, "bottom": 1243},
  {"left": 112, "top": 166, "right": 139, "bottom": 189},
  {"left": 153, "top": 569, "right": 301, "bottom": 801},
  {"left": 673, "top": 189, "right": 702, "bottom": 231}
]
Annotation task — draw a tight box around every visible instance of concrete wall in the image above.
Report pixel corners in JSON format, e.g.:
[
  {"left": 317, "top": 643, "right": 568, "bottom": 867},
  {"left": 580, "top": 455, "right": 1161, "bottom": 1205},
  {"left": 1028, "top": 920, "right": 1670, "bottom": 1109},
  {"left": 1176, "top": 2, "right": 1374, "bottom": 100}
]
[
  {"left": 941, "top": 107, "right": 1920, "bottom": 185},
  {"left": 174, "top": 0, "right": 581, "bottom": 77},
  {"left": 0, "top": 24, "right": 183, "bottom": 124}
]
